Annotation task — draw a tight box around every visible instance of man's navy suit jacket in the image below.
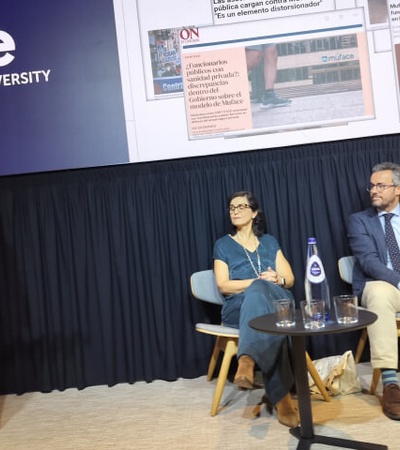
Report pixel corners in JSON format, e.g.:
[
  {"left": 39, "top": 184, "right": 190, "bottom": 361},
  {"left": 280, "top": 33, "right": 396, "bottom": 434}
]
[{"left": 348, "top": 207, "right": 400, "bottom": 297}]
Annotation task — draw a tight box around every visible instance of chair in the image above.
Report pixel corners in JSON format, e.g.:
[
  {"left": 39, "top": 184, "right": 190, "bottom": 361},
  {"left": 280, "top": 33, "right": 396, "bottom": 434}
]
[
  {"left": 338, "top": 256, "right": 400, "bottom": 394},
  {"left": 190, "top": 270, "right": 330, "bottom": 416}
]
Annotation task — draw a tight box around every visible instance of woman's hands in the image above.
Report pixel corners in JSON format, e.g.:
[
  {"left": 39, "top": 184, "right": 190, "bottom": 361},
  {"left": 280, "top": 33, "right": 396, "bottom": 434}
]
[
  {"left": 259, "top": 266, "right": 282, "bottom": 285},
  {"left": 214, "top": 249, "right": 295, "bottom": 294},
  {"left": 259, "top": 249, "right": 295, "bottom": 289}
]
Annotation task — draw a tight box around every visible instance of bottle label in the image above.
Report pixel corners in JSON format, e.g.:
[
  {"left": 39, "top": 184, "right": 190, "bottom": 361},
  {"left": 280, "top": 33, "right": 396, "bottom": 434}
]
[{"left": 306, "top": 255, "right": 326, "bottom": 283}]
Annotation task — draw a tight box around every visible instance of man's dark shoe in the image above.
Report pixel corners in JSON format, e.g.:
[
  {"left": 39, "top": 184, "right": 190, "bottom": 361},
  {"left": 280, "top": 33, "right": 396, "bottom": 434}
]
[
  {"left": 382, "top": 384, "right": 400, "bottom": 420},
  {"left": 260, "top": 92, "right": 291, "bottom": 109}
]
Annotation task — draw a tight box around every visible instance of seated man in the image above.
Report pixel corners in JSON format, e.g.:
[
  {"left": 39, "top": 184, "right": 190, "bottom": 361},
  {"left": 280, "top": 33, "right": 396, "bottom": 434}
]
[{"left": 348, "top": 161, "right": 400, "bottom": 420}]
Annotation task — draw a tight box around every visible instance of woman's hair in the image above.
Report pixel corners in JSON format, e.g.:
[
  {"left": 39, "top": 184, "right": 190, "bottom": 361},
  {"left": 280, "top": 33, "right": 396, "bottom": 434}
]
[{"left": 227, "top": 191, "right": 267, "bottom": 237}]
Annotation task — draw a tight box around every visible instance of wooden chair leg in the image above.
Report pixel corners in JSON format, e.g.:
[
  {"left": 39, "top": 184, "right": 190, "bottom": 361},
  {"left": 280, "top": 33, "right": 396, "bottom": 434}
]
[
  {"left": 306, "top": 351, "right": 331, "bottom": 402},
  {"left": 355, "top": 328, "right": 368, "bottom": 364},
  {"left": 207, "top": 336, "right": 224, "bottom": 381},
  {"left": 210, "top": 338, "right": 238, "bottom": 416},
  {"left": 370, "top": 368, "right": 381, "bottom": 395}
]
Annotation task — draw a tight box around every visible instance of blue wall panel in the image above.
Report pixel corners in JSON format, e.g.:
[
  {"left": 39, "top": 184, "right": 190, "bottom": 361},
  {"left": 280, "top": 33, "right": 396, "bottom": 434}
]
[{"left": 0, "top": 0, "right": 128, "bottom": 176}]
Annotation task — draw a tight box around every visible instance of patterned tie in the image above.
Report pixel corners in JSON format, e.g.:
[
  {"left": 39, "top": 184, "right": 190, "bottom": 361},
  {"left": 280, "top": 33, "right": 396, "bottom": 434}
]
[{"left": 384, "top": 213, "right": 400, "bottom": 274}]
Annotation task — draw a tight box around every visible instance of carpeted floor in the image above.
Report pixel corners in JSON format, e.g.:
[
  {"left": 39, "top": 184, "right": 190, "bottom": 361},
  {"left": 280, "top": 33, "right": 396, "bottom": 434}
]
[{"left": 0, "top": 363, "right": 397, "bottom": 449}]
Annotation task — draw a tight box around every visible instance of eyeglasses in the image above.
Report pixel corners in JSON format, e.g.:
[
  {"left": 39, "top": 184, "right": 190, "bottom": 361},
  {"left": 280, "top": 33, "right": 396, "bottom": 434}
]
[
  {"left": 366, "top": 183, "right": 397, "bottom": 193},
  {"left": 228, "top": 203, "right": 251, "bottom": 213}
]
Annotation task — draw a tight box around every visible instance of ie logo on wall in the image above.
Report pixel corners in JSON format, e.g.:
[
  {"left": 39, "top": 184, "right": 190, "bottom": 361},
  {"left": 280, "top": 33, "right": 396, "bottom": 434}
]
[
  {"left": 0, "top": 29, "right": 51, "bottom": 86},
  {"left": 0, "top": 30, "right": 15, "bottom": 67}
]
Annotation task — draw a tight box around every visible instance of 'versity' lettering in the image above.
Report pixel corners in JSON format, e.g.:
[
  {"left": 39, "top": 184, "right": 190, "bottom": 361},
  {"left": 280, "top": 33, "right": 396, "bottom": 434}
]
[
  {"left": 0, "top": 30, "right": 53, "bottom": 89},
  {"left": 0, "top": 69, "right": 51, "bottom": 86}
]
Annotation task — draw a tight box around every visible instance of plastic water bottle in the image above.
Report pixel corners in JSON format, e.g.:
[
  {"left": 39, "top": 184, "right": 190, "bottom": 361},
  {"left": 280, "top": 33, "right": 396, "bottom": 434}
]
[{"left": 304, "top": 237, "right": 331, "bottom": 320}]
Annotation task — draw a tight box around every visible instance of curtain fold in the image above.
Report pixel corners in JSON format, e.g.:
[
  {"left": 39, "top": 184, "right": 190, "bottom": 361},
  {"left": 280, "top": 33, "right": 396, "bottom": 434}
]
[{"left": 1, "top": 134, "right": 399, "bottom": 394}]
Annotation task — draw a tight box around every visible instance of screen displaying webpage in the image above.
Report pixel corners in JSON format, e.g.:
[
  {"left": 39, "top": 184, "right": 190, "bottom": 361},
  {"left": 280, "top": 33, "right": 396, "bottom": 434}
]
[
  {"left": 111, "top": 0, "right": 400, "bottom": 164},
  {"left": 2, "top": 1, "right": 397, "bottom": 176},
  {"left": 180, "top": 8, "right": 374, "bottom": 139}
]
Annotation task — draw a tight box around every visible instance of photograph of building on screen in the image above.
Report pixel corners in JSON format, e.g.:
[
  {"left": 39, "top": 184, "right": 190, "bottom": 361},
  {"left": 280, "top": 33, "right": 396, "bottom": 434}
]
[{"left": 248, "top": 33, "right": 370, "bottom": 131}]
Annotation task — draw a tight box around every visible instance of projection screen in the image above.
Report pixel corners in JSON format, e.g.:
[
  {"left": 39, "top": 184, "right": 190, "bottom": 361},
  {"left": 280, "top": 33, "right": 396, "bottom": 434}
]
[
  {"left": 115, "top": 0, "right": 400, "bottom": 163},
  {"left": 1, "top": 0, "right": 399, "bottom": 175}
]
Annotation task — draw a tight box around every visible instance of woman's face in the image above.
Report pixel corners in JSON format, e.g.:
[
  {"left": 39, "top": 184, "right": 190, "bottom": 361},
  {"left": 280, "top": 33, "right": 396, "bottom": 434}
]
[{"left": 229, "top": 195, "right": 257, "bottom": 228}]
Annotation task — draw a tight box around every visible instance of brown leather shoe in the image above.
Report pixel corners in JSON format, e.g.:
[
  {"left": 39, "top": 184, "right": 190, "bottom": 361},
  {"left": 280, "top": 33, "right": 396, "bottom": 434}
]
[
  {"left": 233, "top": 355, "right": 255, "bottom": 390},
  {"left": 382, "top": 384, "right": 400, "bottom": 420},
  {"left": 275, "top": 393, "right": 299, "bottom": 428}
]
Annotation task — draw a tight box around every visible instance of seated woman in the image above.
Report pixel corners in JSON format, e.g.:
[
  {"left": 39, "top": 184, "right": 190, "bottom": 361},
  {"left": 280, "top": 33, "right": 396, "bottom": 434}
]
[{"left": 213, "top": 191, "right": 298, "bottom": 427}]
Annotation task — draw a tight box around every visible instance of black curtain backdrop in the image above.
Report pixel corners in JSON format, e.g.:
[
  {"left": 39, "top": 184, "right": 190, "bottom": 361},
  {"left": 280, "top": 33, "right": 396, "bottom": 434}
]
[{"left": 1, "top": 134, "right": 399, "bottom": 395}]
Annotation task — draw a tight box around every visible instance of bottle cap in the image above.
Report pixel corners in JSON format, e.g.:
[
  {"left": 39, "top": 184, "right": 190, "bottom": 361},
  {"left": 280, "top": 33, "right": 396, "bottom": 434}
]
[{"left": 307, "top": 237, "right": 317, "bottom": 244}]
